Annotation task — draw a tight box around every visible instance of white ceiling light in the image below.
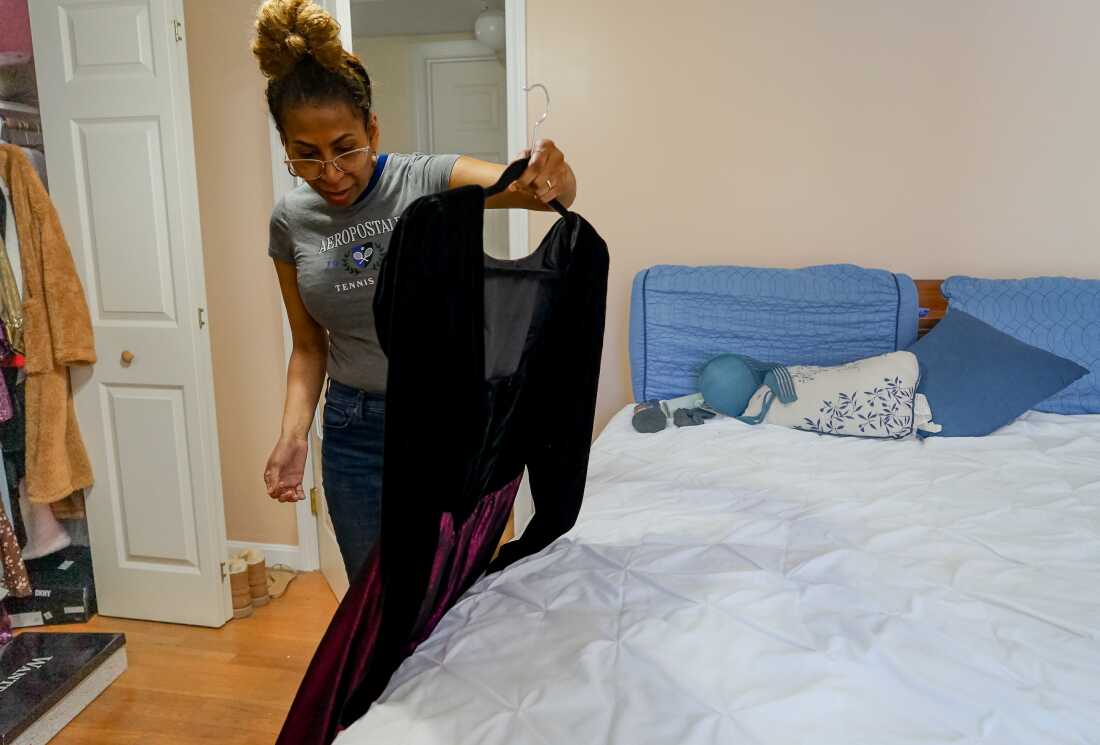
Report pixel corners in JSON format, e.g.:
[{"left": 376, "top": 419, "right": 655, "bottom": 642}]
[{"left": 474, "top": 7, "right": 505, "bottom": 52}]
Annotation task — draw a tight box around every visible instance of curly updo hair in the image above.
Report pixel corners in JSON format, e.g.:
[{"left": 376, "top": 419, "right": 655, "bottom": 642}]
[{"left": 252, "top": 0, "right": 372, "bottom": 136}]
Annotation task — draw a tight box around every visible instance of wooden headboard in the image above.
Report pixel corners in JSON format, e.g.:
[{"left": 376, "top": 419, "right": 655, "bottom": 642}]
[{"left": 916, "top": 279, "right": 947, "bottom": 337}]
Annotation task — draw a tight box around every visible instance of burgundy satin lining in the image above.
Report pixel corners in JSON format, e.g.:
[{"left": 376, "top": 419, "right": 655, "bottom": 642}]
[
  {"left": 285, "top": 472, "right": 523, "bottom": 743},
  {"left": 410, "top": 473, "right": 522, "bottom": 650}
]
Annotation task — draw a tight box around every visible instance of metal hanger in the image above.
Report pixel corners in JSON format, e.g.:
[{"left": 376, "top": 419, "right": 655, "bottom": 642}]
[
  {"left": 524, "top": 83, "right": 550, "bottom": 149},
  {"left": 485, "top": 83, "right": 568, "bottom": 216}
]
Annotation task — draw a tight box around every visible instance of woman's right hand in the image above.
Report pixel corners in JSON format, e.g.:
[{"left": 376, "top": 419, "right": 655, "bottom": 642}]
[{"left": 265, "top": 436, "right": 308, "bottom": 503}]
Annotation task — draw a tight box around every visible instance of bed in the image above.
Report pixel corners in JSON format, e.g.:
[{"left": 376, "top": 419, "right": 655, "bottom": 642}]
[{"left": 338, "top": 270, "right": 1100, "bottom": 744}]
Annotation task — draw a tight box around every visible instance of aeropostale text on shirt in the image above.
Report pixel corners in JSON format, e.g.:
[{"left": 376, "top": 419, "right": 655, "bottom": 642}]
[{"left": 318, "top": 217, "right": 401, "bottom": 254}]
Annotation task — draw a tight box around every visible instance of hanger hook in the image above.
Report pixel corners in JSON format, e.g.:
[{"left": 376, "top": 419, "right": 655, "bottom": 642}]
[{"left": 523, "top": 83, "right": 550, "bottom": 148}]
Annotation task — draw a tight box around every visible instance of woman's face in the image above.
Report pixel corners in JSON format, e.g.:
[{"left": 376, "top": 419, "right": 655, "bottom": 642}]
[{"left": 281, "top": 102, "right": 380, "bottom": 207}]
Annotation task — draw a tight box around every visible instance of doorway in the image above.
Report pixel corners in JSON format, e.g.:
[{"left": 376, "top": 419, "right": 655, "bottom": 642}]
[{"left": 277, "top": 0, "right": 531, "bottom": 599}]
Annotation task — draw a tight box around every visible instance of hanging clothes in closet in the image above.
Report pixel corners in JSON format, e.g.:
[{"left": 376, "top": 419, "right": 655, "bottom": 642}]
[
  {"left": 0, "top": 369, "right": 28, "bottom": 599},
  {"left": 276, "top": 174, "right": 609, "bottom": 745},
  {"left": 0, "top": 122, "right": 47, "bottom": 190},
  {"left": 0, "top": 180, "right": 21, "bottom": 354},
  {"left": 0, "top": 494, "right": 29, "bottom": 597},
  {"left": 0, "top": 220, "right": 23, "bottom": 354},
  {"left": 0, "top": 176, "right": 32, "bottom": 553},
  {"left": 0, "top": 164, "right": 28, "bottom": 598},
  {"left": 0, "top": 145, "right": 95, "bottom": 509}
]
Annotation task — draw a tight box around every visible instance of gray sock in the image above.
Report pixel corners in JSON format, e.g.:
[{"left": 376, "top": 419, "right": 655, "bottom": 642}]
[{"left": 673, "top": 407, "right": 716, "bottom": 428}]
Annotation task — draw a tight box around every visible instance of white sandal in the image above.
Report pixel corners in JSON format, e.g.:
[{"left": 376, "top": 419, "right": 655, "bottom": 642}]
[{"left": 267, "top": 564, "right": 298, "bottom": 600}]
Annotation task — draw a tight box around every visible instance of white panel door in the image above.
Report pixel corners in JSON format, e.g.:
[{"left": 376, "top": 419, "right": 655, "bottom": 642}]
[
  {"left": 429, "top": 58, "right": 508, "bottom": 163},
  {"left": 413, "top": 42, "right": 509, "bottom": 258},
  {"left": 430, "top": 56, "right": 508, "bottom": 259},
  {"left": 320, "top": 0, "right": 352, "bottom": 601},
  {"left": 29, "top": 0, "right": 230, "bottom": 626}
]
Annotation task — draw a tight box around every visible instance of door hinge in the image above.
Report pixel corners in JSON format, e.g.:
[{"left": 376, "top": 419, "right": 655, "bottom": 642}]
[
  {"left": 198, "top": 307, "right": 206, "bottom": 329},
  {"left": 309, "top": 487, "right": 319, "bottom": 516},
  {"left": 172, "top": 19, "right": 184, "bottom": 43},
  {"left": 219, "top": 560, "right": 228, "bottom": 582}
]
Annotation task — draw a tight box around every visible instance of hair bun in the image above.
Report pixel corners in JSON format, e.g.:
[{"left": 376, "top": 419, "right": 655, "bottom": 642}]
[{"left": 252, "top": 0, "right": 346, "bottom": 80}]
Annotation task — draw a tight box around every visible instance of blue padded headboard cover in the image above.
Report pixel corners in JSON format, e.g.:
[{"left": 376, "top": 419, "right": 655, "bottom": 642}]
[{"left": 630, "top": 264, "right": 919, "bottom": 402}]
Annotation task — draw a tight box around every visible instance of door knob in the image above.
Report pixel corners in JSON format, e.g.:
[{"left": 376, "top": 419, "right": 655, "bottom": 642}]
[{"left": 121, "top": 350, "right": 135, "bottom": 365}]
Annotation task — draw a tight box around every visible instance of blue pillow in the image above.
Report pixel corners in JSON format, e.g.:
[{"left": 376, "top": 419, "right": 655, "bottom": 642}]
[
  {"left": 909, "top": 309, "right": 1088, "bottom": 437},
  {"left": 942, "top": 276, "right": 1100, "bottom": 414}
]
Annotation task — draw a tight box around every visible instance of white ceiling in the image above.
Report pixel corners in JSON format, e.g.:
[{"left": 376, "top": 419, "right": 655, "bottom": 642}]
[{"left": 350, "top": 0, "right": 504, "bottom": 38}]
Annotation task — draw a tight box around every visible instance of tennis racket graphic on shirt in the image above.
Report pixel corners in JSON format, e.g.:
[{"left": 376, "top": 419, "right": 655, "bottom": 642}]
[{"left": 343, "top": 243, "right": 375, "bottom": 274}]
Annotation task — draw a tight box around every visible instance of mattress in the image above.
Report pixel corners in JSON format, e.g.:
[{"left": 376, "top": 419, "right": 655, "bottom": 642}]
[{"left": 339, "top": 411, "right": 1100, "bottom": 744}]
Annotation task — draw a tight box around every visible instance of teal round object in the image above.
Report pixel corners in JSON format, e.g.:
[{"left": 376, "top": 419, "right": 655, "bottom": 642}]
[{"left": 699, "top": 354, "right": 764, "bottom": 417}]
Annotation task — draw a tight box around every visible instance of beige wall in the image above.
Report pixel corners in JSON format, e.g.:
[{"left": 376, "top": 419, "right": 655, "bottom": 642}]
[
  {"left": 526, "top": 0, "right": 1100, "bottom": 432},
  {"left": 185, "top": 0, "right": 297, "bottom": 546},
  {"left": 179, "top": 0, "right": 1100, "bottom": 545},
  {"left": 353, "top": 33, "right": 474, "bottom": 155}
]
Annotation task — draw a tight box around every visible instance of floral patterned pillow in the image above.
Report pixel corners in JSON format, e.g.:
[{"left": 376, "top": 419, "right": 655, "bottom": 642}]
[{"left": 741, "top": 351, "right": 938, "bottom": 439}]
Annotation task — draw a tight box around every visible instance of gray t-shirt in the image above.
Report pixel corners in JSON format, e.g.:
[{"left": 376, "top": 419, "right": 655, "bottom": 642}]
[{"left": 269, "top": 152, "right": 460, "bottom": 392}]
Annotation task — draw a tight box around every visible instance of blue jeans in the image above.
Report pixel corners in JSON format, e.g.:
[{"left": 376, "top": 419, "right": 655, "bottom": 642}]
[{"left": 322, "top": 380, "right": 385, "bottom": 580}]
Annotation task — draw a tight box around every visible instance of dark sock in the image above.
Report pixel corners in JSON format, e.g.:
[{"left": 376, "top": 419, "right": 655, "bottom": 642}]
[
  {"left": 632, "top": 401, "right": 667, "bottom": 433},
  {"left": 673, "top": 407, "right": 716, "bottom": 428}
]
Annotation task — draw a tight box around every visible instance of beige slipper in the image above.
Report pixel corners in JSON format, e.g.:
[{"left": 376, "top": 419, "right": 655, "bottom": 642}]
[
  {"left": 267, "top": 564, "right": 298, "bottom": 600},
  {"left": 235, "top": 548, "right": 270, "bottom": 607},
  {"left": 228, "top": 558, "right": 252, "bottom": 619}
]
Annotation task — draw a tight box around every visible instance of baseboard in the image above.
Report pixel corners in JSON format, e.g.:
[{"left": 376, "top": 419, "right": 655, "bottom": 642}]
[{"left": 226, "top": 541, "right": 304, "bottom": 571}]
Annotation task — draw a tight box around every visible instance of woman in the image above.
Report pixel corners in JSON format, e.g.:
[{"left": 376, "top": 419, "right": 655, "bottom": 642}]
[{"left": 254, "top": 0, "right": 577, "bottom": 579}]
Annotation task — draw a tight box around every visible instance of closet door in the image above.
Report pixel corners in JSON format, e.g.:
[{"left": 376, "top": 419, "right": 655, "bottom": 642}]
[{"left": 29, "top": 0, "right": 230, "bottom": 626}]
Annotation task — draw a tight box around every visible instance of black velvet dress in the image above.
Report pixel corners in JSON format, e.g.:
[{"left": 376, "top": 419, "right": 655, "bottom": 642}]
[{"left": 276, "top": 184, "right": 609, "bottom": 745}]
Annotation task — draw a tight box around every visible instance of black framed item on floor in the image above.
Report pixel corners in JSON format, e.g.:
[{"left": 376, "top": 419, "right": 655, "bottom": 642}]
[{"left": 0, "top": 632, "right": 126, "bottom": 745}]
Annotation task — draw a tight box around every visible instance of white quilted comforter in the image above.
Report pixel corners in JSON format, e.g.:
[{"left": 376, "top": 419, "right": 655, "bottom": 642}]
[{"left": 340, "top": 410, "right": 1100, "bottom": 745}]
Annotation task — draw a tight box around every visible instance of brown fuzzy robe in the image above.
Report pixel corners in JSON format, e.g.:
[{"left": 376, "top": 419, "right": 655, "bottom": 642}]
[{"left": 0, "top": 145, "right": 96, "bottom": 503}]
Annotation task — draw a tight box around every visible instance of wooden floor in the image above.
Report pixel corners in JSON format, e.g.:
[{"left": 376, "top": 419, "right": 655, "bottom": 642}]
[{"left": 27, "top": 572, "right": 337, "bottom": 745}]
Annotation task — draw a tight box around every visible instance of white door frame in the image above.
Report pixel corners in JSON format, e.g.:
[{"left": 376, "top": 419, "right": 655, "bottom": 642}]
[
  {"left": 267, "top": 98, "right": 320, "bottom": 572},
  {"left": 270, "top": 0, "right": 528, "bottom": 569},
  {"left": 263, "top": 0, "right": 354, "bottom": 572},
  {"left": 503, "top": 0, "right": 530, "bottom": 261}
]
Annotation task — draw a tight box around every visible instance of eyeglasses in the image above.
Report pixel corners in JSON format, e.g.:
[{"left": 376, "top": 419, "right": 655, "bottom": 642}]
[{"left": 284, "top": 147, "right": 372, "bottom": 181}]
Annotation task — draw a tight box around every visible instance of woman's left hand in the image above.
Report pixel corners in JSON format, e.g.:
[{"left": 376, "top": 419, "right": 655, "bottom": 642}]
[{"left": 510, "top": 139, "right": 575, "bottom": 206}]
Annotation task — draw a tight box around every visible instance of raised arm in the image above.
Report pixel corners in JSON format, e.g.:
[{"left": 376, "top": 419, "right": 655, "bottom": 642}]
[{"left": 449, "top": 139, "right": 577, "bottom": 211}]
